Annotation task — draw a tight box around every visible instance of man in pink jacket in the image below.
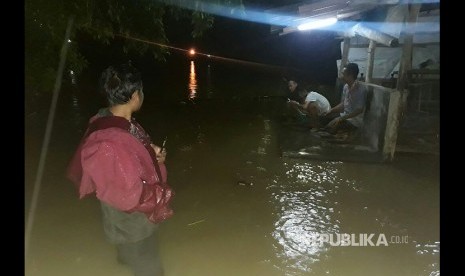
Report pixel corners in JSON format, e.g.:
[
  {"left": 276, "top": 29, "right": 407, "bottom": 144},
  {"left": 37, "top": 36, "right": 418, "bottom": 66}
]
[{"left": 67, "top": 63, "right": 173, "bottom": 276}]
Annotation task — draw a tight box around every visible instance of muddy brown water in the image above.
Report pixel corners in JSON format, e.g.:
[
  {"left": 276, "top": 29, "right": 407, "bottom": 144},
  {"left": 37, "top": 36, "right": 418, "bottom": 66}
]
[{"left": 25, "top": 59, "right": 439, "bottom": 276}]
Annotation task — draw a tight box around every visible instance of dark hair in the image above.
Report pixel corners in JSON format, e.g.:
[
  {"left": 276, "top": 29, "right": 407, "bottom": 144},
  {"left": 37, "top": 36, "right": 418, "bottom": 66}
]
[
  {"left": 296, "top": 86, "right": 308, "bottom": 98},
  {"left": 284, "top": 75, "right": 301, "bottom": 84},
  {"left": 344, "top": 63, "right": 359, "bottom": 79},
  {"left": 100, "top": 63, "right": 143, "bottom": 106}
]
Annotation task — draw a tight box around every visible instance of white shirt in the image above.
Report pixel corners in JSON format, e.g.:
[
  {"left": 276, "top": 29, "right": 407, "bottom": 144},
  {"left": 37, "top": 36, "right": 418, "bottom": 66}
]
[
  {"left": 305, "top": 91, "right": 331, "bottom": 116},
  {"left": 340, "top": 82, "right": 367, "bottom": 128}
]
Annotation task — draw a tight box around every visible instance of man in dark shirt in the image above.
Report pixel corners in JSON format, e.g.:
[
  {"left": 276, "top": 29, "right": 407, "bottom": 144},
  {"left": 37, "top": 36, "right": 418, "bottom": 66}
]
[
  {"left": 287, "top": 79, "right": 304, "bottom": 103},
  {"left": 284, "top": 78, "right": 308, "bottom": 123}
]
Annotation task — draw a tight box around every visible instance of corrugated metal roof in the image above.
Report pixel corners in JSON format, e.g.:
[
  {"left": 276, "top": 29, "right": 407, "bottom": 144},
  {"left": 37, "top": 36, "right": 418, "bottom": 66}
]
[{"left": 265, "top": 0, "right": 438, "bottom": 39}]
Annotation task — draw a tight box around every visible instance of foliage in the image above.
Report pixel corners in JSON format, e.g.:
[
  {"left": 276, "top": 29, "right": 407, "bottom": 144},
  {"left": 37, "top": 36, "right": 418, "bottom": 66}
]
[{"left": 25, "top": 0, "right": 243, "bottom": 93}]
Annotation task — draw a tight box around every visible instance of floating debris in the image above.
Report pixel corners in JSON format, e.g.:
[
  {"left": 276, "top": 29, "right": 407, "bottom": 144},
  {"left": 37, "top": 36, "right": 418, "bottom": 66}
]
[
  {"left": 188, "top": 219, "right": 206, "bottom": 226},
  {"left": 237, "top": 180, "right": 254, "bottom": 186},
  {"left": 179, "top": 145, "right": 193, "bottom": 151}
]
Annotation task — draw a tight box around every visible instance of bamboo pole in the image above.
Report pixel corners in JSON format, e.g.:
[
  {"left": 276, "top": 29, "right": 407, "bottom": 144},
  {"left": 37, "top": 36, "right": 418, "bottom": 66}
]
[
  {"left": 25, "top": 16, "right": 75, "bottom": 257},
  {"left": 365, "top": 40, "right": 377, "bottom": 83},
  {"left": 396, "top": 4, "right": 421, "bottom": 92},
  {"left": 383, "top": 4, "right": 421, "bottom": 161},
  {"left": 334, "top": 37, "right": 351, "bottom": 104},
  {"left": 352, "top": 23, "right": 399, "bottom": 47},
  {"left": 383, "top": 90, "right": 402, "bottom": 161},
  {"left": 339, "top": 37, "right": 351, "bottom": 76}
]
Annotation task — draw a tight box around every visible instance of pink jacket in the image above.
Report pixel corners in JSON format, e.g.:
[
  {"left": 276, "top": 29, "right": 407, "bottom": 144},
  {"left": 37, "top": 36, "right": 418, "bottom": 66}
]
[{"left": 67, "top": 115, "right": 174, "bottom": 223}]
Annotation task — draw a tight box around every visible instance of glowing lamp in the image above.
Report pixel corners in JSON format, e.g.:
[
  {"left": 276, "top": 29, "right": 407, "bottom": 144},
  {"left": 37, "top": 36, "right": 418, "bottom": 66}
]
[{"left": 297, "top": 17, "right": 338, "bottom": 31}]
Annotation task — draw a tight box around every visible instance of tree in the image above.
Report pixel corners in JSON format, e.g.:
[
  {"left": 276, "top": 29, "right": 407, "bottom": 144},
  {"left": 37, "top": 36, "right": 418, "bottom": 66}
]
[{"left": 25, "top": 0, "right": 243, "bottom": 94}]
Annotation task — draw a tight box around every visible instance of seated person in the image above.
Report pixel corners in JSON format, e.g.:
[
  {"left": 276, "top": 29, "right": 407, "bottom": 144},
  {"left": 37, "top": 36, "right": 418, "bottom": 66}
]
[
  {"left": 323, "top": 63, "right": 367, "bottom": 136},
  {"left": 287, "top": 78, "right": 304, "bottom": 103},
  {"left": 289, "top": 87, "right": 331, "bottom": 128},
  {"left": 284, "top": 78, "right": 307, "bottom": 122}
]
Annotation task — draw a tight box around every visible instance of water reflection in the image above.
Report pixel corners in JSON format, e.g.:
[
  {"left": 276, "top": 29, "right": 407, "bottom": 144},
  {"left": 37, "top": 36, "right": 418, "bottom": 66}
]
[
  {"left": 25, "top": 55, "right": 440, "bottom": 275},
  {"left": 414, "top": 240, "right": 440, "bottom": 275},
  {"left": 188, "top": 60, "right": 197, "bottom": 100},
  {"left": 270, "top": 161, "right": 343, "bottom": 275},
  {"left": 257, "top": 119, "right": 271, "bottom": 156},
  {"left": 70, "top": 82, "right": 87, "bottom": 130},
  {"left": 71, "top": 92, "right": 81, "bottom": 126},
  {"left": 206, "top": 64, "right": 213, "bottom": 98}
]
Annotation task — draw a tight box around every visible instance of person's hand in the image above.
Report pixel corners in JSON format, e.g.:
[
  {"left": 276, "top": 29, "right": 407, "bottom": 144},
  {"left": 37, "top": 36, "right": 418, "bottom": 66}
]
[
  {"left": 328, "top": 117, "right": 342, "bottom": 128},
  {"left": 151, "top": 144, "right": 167, "bottom": 163},
  {"left": 324, "top": 109, "right": 335, "bottom": 117},
  {"left": 289, "top": 100, "right": 300, "bottom": 107},
  {"left": 157, "top": 149, "right": 167, "bottom": 163}
]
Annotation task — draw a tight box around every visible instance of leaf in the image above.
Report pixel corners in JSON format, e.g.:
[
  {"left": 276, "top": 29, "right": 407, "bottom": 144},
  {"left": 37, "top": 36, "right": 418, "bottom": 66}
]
[{"left": 25, "top": 0, "right": 244, "bottom": 95}]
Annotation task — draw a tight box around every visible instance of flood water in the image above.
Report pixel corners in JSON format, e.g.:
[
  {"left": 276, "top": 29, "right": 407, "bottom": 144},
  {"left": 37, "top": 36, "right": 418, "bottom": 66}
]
[{"left": 25, "top": 55, "right": 439, "bottom": 276}]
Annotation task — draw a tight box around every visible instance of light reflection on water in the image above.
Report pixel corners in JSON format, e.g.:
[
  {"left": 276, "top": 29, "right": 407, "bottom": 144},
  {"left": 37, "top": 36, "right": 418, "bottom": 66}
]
[
  {"left": 414, "top": 241, "right": 440, "bottom": 276},
  {"left": 25, "top": 60, "right": 439, "bottom": 276},
  {"left": 246, "top": 111, "right": 340, "bottom": 275},
  {"left": 188, "top": 60, "right": 197, "bottom": 99},
  {"left": 270, "top": 161, "right": 343, "bottom": 275},
  {"left": 235, "top": 111, "right": 438, "bottom": 276}
]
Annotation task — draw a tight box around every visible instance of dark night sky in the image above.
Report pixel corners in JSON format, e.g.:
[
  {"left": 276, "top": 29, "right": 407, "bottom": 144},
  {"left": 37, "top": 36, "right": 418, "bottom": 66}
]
[
  {"left": 77, "top": 1, "right": 342, "bottom": 86},
  {"left": 164, "top": 7, "right": 342, "bottom": 86}
]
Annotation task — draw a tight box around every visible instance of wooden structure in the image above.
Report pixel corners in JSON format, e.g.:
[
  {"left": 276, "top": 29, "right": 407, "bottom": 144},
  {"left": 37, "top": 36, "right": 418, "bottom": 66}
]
[{"left": 269, "top": 1, "right": 439, "bottom": 161}]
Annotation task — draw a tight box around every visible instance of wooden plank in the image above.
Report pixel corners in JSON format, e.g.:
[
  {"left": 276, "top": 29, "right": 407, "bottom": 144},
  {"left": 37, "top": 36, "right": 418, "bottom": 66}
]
[
  {"left": 339, "top": 37, "right": 351, "bottom": 76},
  {"left": 299, "top": 0, "right": 346, "bottom": 15},
  {"left": 359, "top": 81, "right": 398, "bottom": 93},
  {"left": 381, "top": 4, "right": 422, "bottom": 161},
  {"left": 383, "top": 90, "right": 402, "bottom": 161},
  {"left": 365, "top": 40, "right": 377, "bottom": 83},
  {"left": 396, "top": 4, "right": 422, "bottom": 92},
  {"left": 347, "top": 42, "right": 440, "bottom": 48}
]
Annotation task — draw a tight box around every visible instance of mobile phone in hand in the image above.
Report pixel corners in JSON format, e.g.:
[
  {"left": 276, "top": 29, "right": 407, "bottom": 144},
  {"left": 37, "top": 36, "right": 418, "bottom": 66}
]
[{"left": 160, "top": 136, "right": 167, "bottom": 152}]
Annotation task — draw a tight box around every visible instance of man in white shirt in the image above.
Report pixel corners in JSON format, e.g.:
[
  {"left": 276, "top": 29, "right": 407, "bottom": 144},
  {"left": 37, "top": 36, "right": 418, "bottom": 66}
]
[
  {"left": 289, "top": 87, "right": 331, "bottom": 128},
  {"left": 324, "top": 63, "right": 367, "bottom": 135}
]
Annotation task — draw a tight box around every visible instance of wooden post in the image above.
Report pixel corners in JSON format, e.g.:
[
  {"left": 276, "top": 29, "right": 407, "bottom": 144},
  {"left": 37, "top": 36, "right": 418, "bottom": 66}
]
[
  {"left": 396, "top": 4, "right": 421, "bottom": 92},
  {"left": 383, "top": 4, "right": 421, "bottom": 161},
  {"left": 334, "top": 37, "right": 351, "bottom": 104},
  {"left": 365, "top": 40, "right": 377, "bottom": 83},
  {"left": 383, "top": 90, "right": 401, "bottom": 161},
  {"left": 339, "top": 37, "right": 351, "bottom": 76}
]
